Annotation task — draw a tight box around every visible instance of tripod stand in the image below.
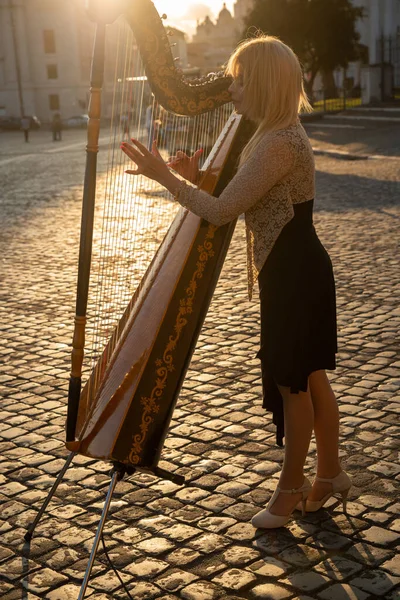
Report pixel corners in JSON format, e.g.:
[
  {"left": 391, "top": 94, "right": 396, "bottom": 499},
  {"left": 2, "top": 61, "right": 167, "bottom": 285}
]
[{"left": 24, "top": 452, "right": 184, "bottom": 600}]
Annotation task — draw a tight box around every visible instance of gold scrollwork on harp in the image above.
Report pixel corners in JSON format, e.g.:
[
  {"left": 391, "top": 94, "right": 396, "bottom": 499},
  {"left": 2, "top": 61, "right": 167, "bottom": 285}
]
[{"left": 128, "top": 223, "right": 218, "bottom": 464}]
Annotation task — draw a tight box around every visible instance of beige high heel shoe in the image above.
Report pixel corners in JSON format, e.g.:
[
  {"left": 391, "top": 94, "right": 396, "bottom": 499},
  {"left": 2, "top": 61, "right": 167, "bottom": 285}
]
[
  {"left": 251, "top": 477, "right": 311, "bottom": 529},
  {"left": 299, "top": 471, "right": 352, "bottom": 513}
]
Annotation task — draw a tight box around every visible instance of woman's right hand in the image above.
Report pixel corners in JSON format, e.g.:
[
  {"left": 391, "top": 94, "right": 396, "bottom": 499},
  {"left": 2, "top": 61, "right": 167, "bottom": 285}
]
[{"left": 167, "top": 148, "right": 203, "bottom": 184}]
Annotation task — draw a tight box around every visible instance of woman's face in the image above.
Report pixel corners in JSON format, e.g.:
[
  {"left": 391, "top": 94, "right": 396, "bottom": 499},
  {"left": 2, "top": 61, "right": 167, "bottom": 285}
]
[{"left": 228, "top": 71, "right": 245, "bottom": 115}]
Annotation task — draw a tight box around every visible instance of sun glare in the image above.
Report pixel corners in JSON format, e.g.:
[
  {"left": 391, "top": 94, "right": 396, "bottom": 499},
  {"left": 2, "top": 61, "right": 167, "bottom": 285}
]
[
  {"left": 153, "top": 0, "right": 235, "bottom": 21},
  {"left": 153, "top": 0, "right": 185, "bottom": 19}
]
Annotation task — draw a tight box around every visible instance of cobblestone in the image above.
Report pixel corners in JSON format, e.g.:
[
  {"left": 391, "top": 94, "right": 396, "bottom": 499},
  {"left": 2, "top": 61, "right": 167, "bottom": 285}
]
[
  {"left": 1, "top": 124, "right": 400, "bottom": 600},
  {"left": 317, "top": 583, "right": 369, "bottom": 600},
  {"left": 349, "top": 570, "right": 400, "bottom": 596},
  {"left": 249, "top": 583, "right": 292, "bottom": 599},
  {"left": 356, "top": 525, "right": 400, "bottom": 546}
]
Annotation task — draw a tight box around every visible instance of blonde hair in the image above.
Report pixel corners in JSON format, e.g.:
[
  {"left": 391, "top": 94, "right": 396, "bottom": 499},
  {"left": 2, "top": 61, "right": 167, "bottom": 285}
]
[{"left": 226, "top": 35, "right": 312, "bottom": 165}]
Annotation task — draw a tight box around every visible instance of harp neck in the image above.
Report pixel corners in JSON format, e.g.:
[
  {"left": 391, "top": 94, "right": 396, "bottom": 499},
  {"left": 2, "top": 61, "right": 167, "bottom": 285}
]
[
  {"left": 125, "top": 0, "right": 232, "bottom": 115},
  {"left": 86, "top": 0, "right": 232, "bottom": 116}
]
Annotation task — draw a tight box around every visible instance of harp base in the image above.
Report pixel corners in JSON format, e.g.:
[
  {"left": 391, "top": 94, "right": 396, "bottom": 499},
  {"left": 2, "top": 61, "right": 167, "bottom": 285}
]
[{"left": 65, "top": 440, "right": 81, "bottom": 452}]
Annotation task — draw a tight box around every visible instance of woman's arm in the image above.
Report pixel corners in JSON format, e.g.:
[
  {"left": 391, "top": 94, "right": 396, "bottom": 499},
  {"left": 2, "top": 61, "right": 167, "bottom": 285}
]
[
  {"left": 121, "top": 132, "right": 295, "bottom": 226},
  {"left": 177, "top": 133, "right": 295, "bottom": 225}
]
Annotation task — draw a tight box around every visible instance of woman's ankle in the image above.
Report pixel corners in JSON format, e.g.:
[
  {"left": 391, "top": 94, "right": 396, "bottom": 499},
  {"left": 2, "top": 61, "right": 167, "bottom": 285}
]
[
  {"left": 315, "top": 466, "right": 342, "bottom": 480},
  {"left": 278, "top": 473, "right": 306, "bottom": 490}
]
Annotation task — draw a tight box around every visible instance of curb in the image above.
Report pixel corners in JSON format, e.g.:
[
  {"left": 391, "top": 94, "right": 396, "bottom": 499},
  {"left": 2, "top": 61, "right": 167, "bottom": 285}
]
[
  {"left": 313, "top": 147, "right": 400, "bottom": 161},
  {"left": 300, "top": 112, "right": 325, "bottom": 123},
  {"left": 325, "top": 114, "right": 400, "bottom": 123},
  {"left": 313, "top": 148, "right": 369, "bottom": 160}
]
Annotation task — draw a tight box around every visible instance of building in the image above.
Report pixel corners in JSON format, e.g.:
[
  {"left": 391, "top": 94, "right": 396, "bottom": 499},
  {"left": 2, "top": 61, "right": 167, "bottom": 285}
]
[
  {"left": 188, "top": 0, "right": 253, "bottom": 74},
  {"left": 1, "top": 0, "right": 399, "bottom": 121},
  {"left": 0, "top": 0, "right": 193, "bottom": 123},
  {"left": 0, "top": 0, "right": 97, "bottom": 121},
  {"left": 353, "top": 0, "right": 400, "bottom": 64},
  {"left": 188, "top": 0, "right": 400, "bottom": 100},
  {"left": 334, "top": 0, "right": 400, "bottom": 101}
]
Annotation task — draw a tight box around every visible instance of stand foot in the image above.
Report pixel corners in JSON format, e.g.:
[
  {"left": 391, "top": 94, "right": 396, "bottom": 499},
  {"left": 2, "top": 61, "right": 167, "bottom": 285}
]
[
  {"left": 77, "top": 464, "right": 126, "bottom": 600},
  {"left": 24, "top": 452, "right": 75, "bottom": 541}
]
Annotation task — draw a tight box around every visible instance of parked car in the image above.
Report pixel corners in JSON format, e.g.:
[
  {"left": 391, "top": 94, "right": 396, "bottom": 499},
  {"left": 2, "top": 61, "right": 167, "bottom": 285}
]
[
  {"left": 63, "top": 114, "right": 89, "bottom": 128},
  {"left": 0, "top": 115, "right": 41, "bottom": 131},
  {"left": 0, "top": 116, "right": 21, "bottom": 130}
]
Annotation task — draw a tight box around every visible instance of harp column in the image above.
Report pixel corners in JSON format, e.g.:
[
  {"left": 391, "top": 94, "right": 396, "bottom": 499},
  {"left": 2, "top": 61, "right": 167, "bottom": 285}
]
[{"left": 67, "top": 1, "right": 121, "bottom": 443}]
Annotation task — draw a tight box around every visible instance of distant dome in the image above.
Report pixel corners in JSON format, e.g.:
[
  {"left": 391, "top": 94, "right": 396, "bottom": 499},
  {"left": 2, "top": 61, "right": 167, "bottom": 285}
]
[{"left": 218, "top": 3, "right": 233, "bottom": 22}]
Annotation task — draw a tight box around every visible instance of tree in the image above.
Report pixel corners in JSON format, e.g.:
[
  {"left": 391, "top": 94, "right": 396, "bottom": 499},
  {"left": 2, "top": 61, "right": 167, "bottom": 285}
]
[{"left": 242, "top": 0, "right": 364, "bottom": 97}]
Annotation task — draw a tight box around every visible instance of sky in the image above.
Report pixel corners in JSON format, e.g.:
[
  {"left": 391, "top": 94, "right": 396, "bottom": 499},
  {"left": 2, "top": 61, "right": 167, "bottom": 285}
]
[{"left": 153, "top": 0, "right": 235, "bottom": 39}]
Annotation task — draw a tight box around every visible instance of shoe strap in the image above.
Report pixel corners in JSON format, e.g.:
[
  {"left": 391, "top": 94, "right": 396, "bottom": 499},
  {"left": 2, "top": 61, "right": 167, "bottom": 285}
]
[
  {"left": 277, "top": 478, "right": 311, "bottom": 494},
  {"left": 315, "top": 472, "right": 344, "bottom": 483}
]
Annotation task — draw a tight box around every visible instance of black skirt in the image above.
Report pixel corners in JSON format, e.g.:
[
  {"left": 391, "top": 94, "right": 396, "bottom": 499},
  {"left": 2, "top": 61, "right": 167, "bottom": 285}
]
[{"left": 257, "top": 199, "right": 337, "bottom": 446}]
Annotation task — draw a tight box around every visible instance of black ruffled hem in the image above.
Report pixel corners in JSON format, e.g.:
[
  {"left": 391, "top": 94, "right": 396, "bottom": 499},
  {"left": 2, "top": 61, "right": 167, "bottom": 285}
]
[{"left": 257, "top": 350, "right": 336, "bottom": 447}]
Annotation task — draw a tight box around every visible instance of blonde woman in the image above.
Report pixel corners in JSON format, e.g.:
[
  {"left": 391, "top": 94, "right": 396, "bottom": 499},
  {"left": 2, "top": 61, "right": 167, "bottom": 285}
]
[{"left": 121, "top": 36, "right": 351, "bottom": 528}]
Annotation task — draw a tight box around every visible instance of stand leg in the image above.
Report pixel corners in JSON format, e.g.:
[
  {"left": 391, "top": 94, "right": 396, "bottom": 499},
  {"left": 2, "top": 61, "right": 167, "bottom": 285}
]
[
  {"left": 25, "top": 451, "right": 76, "bottom": 541},
  {"left": 77, "top": 468, "right": 122, "bottom": 600}
]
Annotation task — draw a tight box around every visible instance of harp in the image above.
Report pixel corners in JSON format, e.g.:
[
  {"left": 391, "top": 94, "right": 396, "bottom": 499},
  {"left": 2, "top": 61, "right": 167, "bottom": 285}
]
[{"left": 25, "top": 0, "right": 252, "bottom": 596}]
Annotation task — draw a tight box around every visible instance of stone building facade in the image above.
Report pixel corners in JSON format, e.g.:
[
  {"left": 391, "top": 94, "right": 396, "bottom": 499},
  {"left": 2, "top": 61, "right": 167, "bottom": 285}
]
[
  {"left": 0, "top": 0, "right": 192, "bottom": 123},
  {"left": 333, "top": 0, "right": 400, "bottom": 100},
  {"left": 354, "top": 0, "right": 400, "bottom": 63},
  {"left": 347, "top": 0, "right": 400, "bottom": 87},
  {"left": 0, "top": 0, "right": 96, "bottom": 121}
]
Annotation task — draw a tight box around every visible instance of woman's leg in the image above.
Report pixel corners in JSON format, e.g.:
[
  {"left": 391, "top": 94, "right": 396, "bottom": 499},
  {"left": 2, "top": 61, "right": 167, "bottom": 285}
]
[
  {"left": 269, "top": 385, "right": 314, "bottom": 516},
  {"left": 308, "top": 369, "right": 341, "bottom": 501}
]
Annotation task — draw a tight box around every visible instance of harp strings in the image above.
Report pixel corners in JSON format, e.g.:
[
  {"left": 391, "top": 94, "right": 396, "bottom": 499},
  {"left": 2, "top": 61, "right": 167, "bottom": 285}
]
[
  {"left": 83, "top": 17, "right": 233, "bottom": 405},
  {"left": 84, "top": 18, "right": 178, "bottom": 401}
]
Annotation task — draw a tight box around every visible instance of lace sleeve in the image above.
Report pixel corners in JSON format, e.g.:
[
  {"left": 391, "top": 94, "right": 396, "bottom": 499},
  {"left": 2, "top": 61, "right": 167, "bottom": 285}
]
[{"left": 175, "top": 132, "right": 295, "bottom": 226}]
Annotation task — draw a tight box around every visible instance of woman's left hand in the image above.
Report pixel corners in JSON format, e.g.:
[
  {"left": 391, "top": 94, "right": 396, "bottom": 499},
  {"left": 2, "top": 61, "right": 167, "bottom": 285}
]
[
  {"left": 121, "top": 138, "right": 182, "bottom": 196},
  {"left": 121, "top": 138, "right": 169, "bottom": 182}
]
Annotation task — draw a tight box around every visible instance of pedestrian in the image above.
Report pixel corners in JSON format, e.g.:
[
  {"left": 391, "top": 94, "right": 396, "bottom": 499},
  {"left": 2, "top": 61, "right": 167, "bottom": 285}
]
[
  {"left": 120, "top": 113, "right": 130, "bottom": 137},
  {"left": 51, "top": 113, "right": 62, "bottom": 141},
  {"left": 21, "top": 115, "right": 30, "bottom": 142},
  {"left": 120, "top": 35, "right": 351, "bottom": 529}
]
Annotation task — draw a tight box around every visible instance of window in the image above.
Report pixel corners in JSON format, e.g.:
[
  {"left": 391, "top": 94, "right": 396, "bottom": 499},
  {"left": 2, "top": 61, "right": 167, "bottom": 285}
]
[
  {"left": 43, "top": 30, "right": 56, "bottom": 54},
  {"left": 49, "top": 94, "right": 60, "bottom": 110},
  {"left": 47, "top": 64, "right": 58, "bottom": 79}
]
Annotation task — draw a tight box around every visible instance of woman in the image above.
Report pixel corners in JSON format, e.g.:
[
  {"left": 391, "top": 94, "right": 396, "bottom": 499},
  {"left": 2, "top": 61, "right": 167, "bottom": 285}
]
[{"left": 121, "top": 35, "right": 351, "bottom": 529}]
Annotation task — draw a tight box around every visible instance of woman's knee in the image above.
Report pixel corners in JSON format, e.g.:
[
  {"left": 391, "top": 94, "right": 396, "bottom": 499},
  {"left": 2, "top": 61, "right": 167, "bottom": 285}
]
[
  {"left": 277, "top": 384, "right": 312, "bottom": 407},
  {"left": 309, "top": 370, "right": 329, "bottom": 397}
]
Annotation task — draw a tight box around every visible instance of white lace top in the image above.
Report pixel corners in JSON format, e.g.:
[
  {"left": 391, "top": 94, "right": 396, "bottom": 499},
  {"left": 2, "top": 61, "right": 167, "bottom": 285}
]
[{"left": 175, "top": 121, "right": 315, "bottom": 299}]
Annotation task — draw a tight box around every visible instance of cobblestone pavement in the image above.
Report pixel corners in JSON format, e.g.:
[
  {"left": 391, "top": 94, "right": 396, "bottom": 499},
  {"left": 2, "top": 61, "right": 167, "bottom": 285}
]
[
  {"left": 305, "top": 115, "right": 400, "bottom": 157},
  {"left": 1, "top": 124, "right": 400, "bottom": 600}
]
